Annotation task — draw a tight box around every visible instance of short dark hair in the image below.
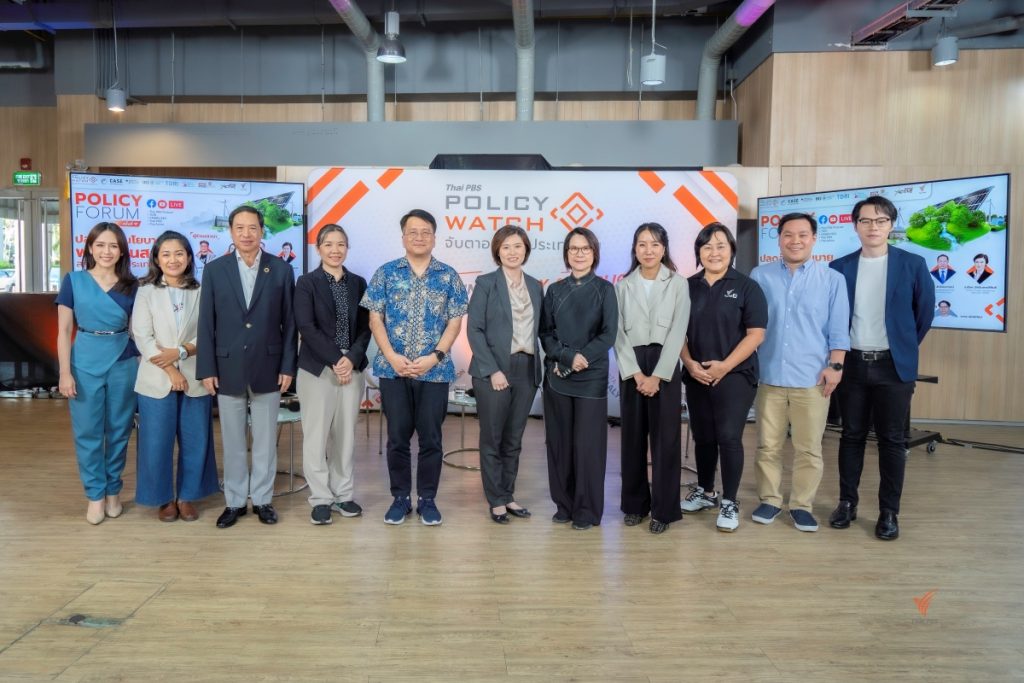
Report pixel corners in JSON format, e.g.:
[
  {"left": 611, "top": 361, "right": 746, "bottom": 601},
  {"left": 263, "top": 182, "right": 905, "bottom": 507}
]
[
  {"left": 401, "top": 209, "right": 437, "bottom": 233},
  {"left": 491, "top": 224, "right": 531, "bottom": 266},
  {"left": 562, "top": 227, "right": 600, "bottom": 271},
  {"left": 627, "top": 222, "right": 677, "bottom": 275},
  {"left": 229, "top": 205, "right": 264, "bottom": 228},
  {"left": 693, "top": 222, "right": 736, "bottom": 269},
  {"left": 851, "top": 196, "right": 897, "bottom": 223},
  {"left": 778, "top": 212, "right": 817, "bottom": 236},
  {"left": 316, "top": 223, "right": 349, "bottom": 248},
  {"left": 200, "top": 240, "right": 210, "bottom": 246},
  {"left": 973, "top": 253, "right": 989, "bottom": 263},
  {"left": 140, "top": 230, "right": 199, "bottom": 289},
  {"left": 938, "top": 300, "right": 952, "bottom": 307},
  {"left": 282, "top": 242, "right": 293, "bottom": 250}
]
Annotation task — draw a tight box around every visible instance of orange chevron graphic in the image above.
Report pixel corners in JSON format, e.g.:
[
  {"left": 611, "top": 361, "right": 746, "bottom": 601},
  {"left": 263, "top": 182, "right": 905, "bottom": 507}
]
[
  {"left": 377, "top": 168, "right": 403, "bottom": 189},
  {"left": 308, "top": 167, "right": 344, "bottom": 204},
  {"left": 913, "top": 590, "right": 937, "bottom": 616},
  {"left": 639, "top": 170, "right": 666, "bottom": 194},
  {"left": 984, "top": 297, "right": 1006, "bottom": 324},
  {"left": 310, "top": 181, "right": 370, "bottom": 242},
  {"left": 700, "top": 170, "right": 739, "bottom": 209},
  {"left": 673, "top": 185, "right": 717, "bottom": 227}
]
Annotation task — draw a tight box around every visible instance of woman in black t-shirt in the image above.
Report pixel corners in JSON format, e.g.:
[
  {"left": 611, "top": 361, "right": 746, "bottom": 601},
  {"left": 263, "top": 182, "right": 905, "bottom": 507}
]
[{"left": 679, "top": 223, "right": 767, "bottom": 533}]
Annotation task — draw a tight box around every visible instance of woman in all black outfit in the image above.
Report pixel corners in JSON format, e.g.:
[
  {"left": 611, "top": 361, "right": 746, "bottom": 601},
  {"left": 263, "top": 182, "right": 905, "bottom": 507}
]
[
  {"left": 680, "top": 223, "right": 767, "bottom": 533},
  {"left": 540, "top": 227, "right": 618, "bottom": 531}
]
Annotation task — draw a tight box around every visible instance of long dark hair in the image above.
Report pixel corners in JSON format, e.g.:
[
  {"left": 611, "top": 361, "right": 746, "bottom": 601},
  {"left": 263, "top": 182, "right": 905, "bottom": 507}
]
[
  {"left": 81, "top": 222, "right": 137, "bottom": 294},
  {"left": 626, "top": 222, "right": 677, "bottom": 275},
  {"left": 140, "top": 230, "right": 199, "bottom": 289}
]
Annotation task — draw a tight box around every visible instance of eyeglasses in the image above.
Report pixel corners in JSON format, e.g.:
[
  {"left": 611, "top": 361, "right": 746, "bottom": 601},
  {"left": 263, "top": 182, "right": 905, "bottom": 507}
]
[
  {"left": 404, "top": 231, "right": 433, "bottom": 239},
  {"left": 567, "top": 246, "right": 592, "bottom": 255},
  {"left": 856, "top": 217, "right": 892, "bottom": 227}
]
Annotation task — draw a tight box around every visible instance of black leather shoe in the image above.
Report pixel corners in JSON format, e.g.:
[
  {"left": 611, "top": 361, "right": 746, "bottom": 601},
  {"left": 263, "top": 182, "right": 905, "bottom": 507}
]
[
  {"left": 506, "top": 505, "right": 531, "bottom": 518},
  {"left": 875, "top": 509, "right": 899, "bottom": 541},
  {"left": 215, "top": 506, "right": 246, "bottom": 529},
  {"left": 490, "top": 511, "right": 510, "bottom": 524},
  {"left": 552, "top": 512, "right": 571, "bottom": 524},
  {"left": 571, "top": 520, "right": 594, "bottom": 531},
  {"left": 828, "top": 501, "right": 857, "bottom": 529},
  {"left": 253, "top": 503, "right": 278, "bottom": 525}
]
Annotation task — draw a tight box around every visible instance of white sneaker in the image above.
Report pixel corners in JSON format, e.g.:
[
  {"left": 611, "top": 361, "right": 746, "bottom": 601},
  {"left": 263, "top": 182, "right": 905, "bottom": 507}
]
[
  {"left": 717, "top": 499, "right": 739, "bottom": 532},
  {"left": 681, "top": 486, "right": 719, "bottom": 513}
]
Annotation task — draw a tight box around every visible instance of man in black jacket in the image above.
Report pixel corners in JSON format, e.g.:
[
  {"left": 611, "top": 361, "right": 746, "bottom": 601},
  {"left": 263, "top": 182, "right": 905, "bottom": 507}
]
[{"left": 197, "top": 205, "right": 297, "bottom": 528}]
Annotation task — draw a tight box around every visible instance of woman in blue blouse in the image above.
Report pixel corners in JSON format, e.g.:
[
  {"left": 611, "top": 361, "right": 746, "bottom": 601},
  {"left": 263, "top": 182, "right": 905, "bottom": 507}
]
[{"left": 56, "top": 222, "right": 140, "bottom": 524}]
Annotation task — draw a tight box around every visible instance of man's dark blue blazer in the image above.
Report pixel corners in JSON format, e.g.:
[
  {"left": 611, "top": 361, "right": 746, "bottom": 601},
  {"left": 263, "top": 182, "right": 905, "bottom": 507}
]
[
  {"left": 830, "top": 246, "right": 935, "bottom": 383},
  {"left": 197, "top": 250, "right": 297, "bottom": 395}
]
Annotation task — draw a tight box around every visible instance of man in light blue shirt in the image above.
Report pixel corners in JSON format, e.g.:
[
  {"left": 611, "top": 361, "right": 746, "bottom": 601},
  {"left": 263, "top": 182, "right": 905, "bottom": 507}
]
[{"left": 749, "top": 212, "right": 850, "bottom": 532}]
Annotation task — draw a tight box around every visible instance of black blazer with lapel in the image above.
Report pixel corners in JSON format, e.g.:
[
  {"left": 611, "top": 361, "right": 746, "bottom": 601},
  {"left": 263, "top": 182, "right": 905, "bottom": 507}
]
[
  {"left": 196, "top": 251, "right": 298, "bottom": 395},
  {"left": 294, "top": 266, "right": 371, "bottom": 376},
  {"left": 467, "top": 268, "right": 544, "bottom": 387}
]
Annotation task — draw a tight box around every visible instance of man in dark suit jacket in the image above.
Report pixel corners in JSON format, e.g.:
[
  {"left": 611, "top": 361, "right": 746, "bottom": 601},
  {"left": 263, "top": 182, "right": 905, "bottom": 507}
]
[
  {"left": 827, "top": 196, "right": 934, "bottom": 541},
  {"left": 197, "top": 206, "right": 297, "bottom": 528},
  {"left": 930, "top": 254, "right": 955, "bottom": 284}
]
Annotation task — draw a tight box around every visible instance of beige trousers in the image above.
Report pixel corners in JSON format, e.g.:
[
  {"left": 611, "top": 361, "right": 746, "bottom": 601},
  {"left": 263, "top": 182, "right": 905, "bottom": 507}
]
[
  {"left": 754, "top": 384, "right": 831, "bottom": 512},
  {"left": 297, "top": 366, "right": 365, "bottom": 507}
]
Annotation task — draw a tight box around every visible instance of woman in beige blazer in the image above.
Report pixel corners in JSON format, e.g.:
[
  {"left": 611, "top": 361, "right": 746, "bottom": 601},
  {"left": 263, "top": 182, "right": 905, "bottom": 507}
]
[
  {"left": 613, "top": 222, "right": 690, "bottom": 534},
  {"left": 132, "top": 231, "right": 219, "bottom": 522}
]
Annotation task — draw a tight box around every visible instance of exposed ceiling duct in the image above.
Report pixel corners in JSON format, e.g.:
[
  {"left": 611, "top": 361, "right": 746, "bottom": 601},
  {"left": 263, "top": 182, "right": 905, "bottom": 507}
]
[
  {"left": 512, "top": 0, "right": 535, "bottom": 122},
  {"left": 326, "top": 0, "right": 385, "bottom": 123},
  {"left": 950, "top": 14, "right": 1024, "bottom": 39},
  {"left": 696, "top": 0, "right": 774, "bottom": 121},
  {"left": 0, "top": 39, "right": 47, "bottom": 71},
  {"left": 852, "top": 0, "right": 967, "bottom": 47}
]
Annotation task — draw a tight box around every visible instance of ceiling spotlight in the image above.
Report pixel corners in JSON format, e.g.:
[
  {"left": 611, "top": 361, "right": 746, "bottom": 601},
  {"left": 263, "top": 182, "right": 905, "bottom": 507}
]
[
  {"left": 106, "top": 87, "right": 127, "bottom": 112},
  {"left": 376, "top": 11, "right": 406, "bottom": 64},
  {"left": 641, "top": 53, "right": 666, "bottom": 86},
  {"left": 932, "top": 35, "right": 958, "bottom": 67}
]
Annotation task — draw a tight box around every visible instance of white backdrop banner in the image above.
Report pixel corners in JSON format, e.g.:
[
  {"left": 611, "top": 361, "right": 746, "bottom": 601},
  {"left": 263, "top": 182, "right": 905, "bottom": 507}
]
[{"left": 306, "top": 167, "right": 738, "bottom": 415}]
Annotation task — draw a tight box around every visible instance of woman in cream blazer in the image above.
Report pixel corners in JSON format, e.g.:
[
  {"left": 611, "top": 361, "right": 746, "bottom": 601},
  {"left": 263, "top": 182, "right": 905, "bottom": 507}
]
[
  {"left": 613, "top": 223, "right": 690, "bottom": 534},
  {"left": 132, "top": 231, "right": 219, "bottom": 522}
]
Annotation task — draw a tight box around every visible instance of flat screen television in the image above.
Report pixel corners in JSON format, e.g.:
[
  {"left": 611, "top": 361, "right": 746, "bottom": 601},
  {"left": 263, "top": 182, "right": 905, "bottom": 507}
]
[
  {"left": 757, "top": 173, "right": 1009, "bottom": 333},
  {"left": 69, "top": 172, "right": 306, "bottom": 283}
]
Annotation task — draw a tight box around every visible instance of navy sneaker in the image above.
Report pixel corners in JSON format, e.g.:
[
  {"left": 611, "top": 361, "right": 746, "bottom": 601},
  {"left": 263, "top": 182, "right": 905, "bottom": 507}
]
[
  {"left": 417, "top": 497, "right": 443, "bottom": 526},
  {"left": 751, "top": 503, "right": 782, "bottom": 525},
  {"left": 790, "top": 509, "right": 819, "bottom": 532},
  {"left": 310, "top": 504, "right": 333, "bottom": 525},
  {"left": 384, "top": 496, "right": 412, "bottom": 525}
]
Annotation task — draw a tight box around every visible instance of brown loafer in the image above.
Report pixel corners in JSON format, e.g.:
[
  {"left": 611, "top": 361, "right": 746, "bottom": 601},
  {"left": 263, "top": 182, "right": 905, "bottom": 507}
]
[
  {"left": 158, "top": 500, "right": 179, "bottom": 522},
  {"left": 177, "top": 500, "right": 199, "bottom": 522}
]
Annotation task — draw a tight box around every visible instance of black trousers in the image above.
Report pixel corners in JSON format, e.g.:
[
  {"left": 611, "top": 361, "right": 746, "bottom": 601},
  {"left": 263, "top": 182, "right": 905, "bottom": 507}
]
[
  {"left": 543, "top": 380, "right": 608, "bottom": 526},
  {"left": 473, "top": 353, "right": 537, "bottom": 508},
  {"left": 379, "top": 377, "right": 449, "bottom": 500},
  {"left": 836, "top": 352, "right": 915, "bottom": 513},
  {"left": 685, "top": 372, "right": 756, "bottom": 502},
  {"left": 619, "top": 345, "right": 682, "bottom": 524}
]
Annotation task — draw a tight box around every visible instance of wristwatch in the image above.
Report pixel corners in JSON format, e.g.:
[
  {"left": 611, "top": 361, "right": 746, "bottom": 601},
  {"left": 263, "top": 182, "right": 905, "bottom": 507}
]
[
  {"left": 432, "top": 349, "right": 446, "bottom": 363},
  {"left": 178, "top": 345, "right": 188, "bottom": 361},
  {"left": 828, "top": 362, "right": 844, "bottom": 371}
]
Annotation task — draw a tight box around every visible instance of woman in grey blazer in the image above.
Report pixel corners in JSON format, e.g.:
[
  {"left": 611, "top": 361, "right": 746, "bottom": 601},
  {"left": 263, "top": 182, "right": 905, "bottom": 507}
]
[
  {"left": 613, "top": 223, "right": 690, "bottom": 534},
  {"left": 467, "top": 225, "right": 543, "bottom": 524}
]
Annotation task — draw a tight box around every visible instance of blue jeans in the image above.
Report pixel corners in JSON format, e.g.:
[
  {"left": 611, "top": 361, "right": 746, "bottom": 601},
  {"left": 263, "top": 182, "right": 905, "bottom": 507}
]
[{"left": 135, "top": 392, "right": 220, "bottom": 506}]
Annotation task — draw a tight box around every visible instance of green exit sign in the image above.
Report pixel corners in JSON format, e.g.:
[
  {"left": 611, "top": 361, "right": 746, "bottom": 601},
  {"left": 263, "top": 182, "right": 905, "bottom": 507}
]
[{"left": 13, "top": 171, "right": 42, "bottom": 186}]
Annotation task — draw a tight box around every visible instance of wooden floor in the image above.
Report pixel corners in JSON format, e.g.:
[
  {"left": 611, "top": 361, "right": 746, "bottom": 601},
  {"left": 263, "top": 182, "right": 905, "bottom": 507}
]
[{"left": 1, "top": 398, "right": 1023, "bottom": 682}]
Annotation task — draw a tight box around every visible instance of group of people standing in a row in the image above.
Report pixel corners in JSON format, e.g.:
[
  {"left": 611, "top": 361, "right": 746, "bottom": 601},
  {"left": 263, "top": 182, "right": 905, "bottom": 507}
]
[{"left": 57, "top": 193, "right": 933, "bottom": 541}]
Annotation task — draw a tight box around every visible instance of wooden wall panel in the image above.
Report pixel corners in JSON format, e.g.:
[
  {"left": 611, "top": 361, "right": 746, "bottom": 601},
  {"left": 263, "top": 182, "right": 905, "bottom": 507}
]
[
  {"left": 735, "top": 55, "right": 773, "bottom": 167},
  {"left": 0, "top": 107, "right": 59, "bottom": 190}
]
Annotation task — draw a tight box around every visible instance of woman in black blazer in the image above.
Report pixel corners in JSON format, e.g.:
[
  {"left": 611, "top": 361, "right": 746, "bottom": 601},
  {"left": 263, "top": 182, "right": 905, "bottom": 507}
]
[
  {"left": 467, "top": 225, "right": 544, "bottom": 524},
  {"left": 539, "top": 227, "right": 618, "bottom": 531},
  {"left": 294, "top": 224, "right": 371, "bottom": 525}
]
